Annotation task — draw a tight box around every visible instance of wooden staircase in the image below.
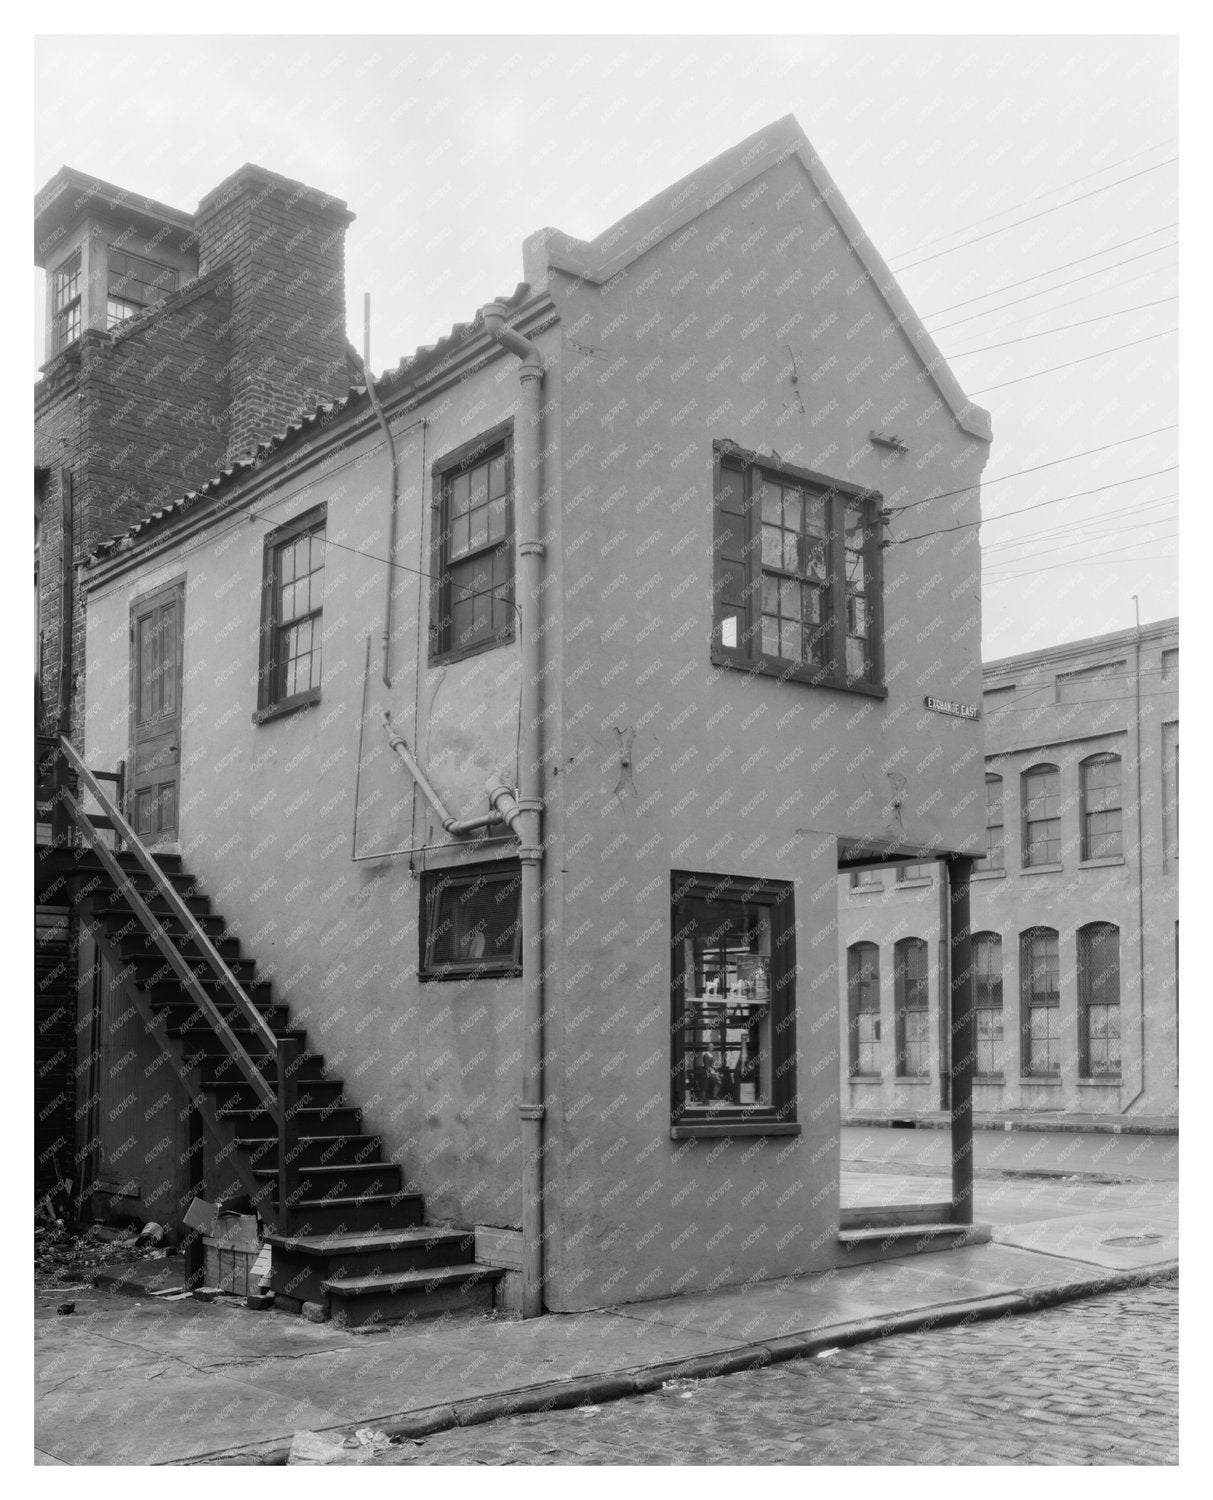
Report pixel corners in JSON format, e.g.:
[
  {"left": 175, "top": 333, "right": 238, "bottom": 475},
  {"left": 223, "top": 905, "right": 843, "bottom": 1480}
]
[{"left": 41, "top": 735, "right": 505, "bottom": 1330}]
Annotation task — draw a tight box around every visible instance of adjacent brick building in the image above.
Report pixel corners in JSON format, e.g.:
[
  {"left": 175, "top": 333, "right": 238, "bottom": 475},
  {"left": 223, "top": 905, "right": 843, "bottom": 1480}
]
[{"left": 839, "top": 619, "right": 1179, "bottom": 1123}]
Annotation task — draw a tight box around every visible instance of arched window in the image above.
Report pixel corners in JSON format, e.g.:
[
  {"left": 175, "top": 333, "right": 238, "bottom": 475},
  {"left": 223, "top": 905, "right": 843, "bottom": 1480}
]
[
  {"left": 1080, "top": 754, "right": 1122, "bottom": 860},
  {"left": 1022, "top": 764, "right": 1061, "bottom": 868},
  {"left": 975, "top": 774, "right": 1004, "bottom": 872},
  {"left": 1020, "top": 927, "right": 1060, "bottom": 1076},
  {"left": 847, "top": 943, "right": 881, "bottom": 1077},
  {"left": 972, "top": 933, "right": 1003, "bottom": 1076},
  {"left": 893, "top": 937, "right": 930, "bottom": 1077},
  {"left": 1078, "top": 923, "right": 1121, "bottom": 1078}
]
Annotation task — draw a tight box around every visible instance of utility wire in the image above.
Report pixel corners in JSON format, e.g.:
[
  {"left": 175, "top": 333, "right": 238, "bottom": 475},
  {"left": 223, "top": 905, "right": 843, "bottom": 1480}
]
[
  {"left": 927, "top": 244, "right": 1177, "bottom": 332},
  {"left": 886, "top": 139, "right": 1177, "bottom": 263},
  {"left": 987, "top": 547, "right": 1177, "bottom": 581},
  {"left": 920, "top": 225, "right": 1178, "bottom": 320},
  {"left": 948, "top": 297, "right": 1178, "bottom": 358},
  {"left": 892, "top": 157, "right": 1178, "bottom": 272},
  {"left": 883, "top": 428, "right": 1177, "bottom": 516},
  {"left": 983, "top": 504, "right": 1178, "bottom": 555},
  {"left": 977, "top": 688, "right": 1179, "bottom": 709},
  {"left": 969, "top": 327, "right": 1177, "bottom": 395}
]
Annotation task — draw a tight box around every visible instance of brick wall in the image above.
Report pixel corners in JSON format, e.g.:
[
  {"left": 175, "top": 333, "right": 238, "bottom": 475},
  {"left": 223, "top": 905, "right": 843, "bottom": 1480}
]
[{"left": 195, "top": 167, "right": 357, "bottom": 464}]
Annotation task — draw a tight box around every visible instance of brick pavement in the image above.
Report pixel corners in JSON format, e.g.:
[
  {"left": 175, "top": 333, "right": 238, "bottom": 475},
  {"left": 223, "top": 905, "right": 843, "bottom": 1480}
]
[{"left": 375, "top": 1282, "right": 1178, "bottom": 1466}]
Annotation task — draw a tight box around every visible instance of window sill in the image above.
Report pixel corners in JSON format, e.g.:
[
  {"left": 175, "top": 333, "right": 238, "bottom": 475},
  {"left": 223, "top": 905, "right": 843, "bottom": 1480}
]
[
  {"left": 1020, "top": 1076, "right": 1063, "bottom": 1085},
  {"left": 849, "top": 882, "right": 883, "bottom": 894},
  {"left": 849, "top": 1072, "right": 883, "bottom": 1083},
  {"left": 1077, "top": 1077, "right": 1122, "bottom": 1086},
  {"left": 975, "top": 1073, "right": 1005, "bottom": 1084},
  {"left": 429, "top": 629, "right": 516, "bottom": 669},
  {"left": 1020, "top": 862, "right": 1063, "bottom": 876},
  {"left": 895, "top": 878, "right": 933, "bottom": 890},
  {"left": 1078, "top": 856, "right": 1126, "bottom": 870},
  {"left": 893, "top": 1075, "right": 932, "bottom": 1084},
  {"left": 711, "top": 648, "right": 887, "bottom": 699},
  {"left": 419, "top": 966, "right": 523, "bottom": 983},
  {"left": 253, "top": 688, "right": 320, "bottom": 726},
  {"left": 972, "top": 868, "right": 1006, "bottom": 881},
  {"left": 670, "top": 1120, "right": 800, "bottom": 1140}
]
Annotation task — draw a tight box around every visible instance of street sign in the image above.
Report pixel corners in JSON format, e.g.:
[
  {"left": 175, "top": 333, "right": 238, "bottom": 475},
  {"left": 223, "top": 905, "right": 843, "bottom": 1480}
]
[{"left": 924, "top": 695, "right": 980, "bottom": 721}]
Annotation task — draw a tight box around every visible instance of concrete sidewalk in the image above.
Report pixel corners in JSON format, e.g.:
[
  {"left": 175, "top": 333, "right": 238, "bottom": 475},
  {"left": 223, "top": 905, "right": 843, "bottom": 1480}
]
[{"left": 35, "top": 1212, "right": 1177, "bottom": 1466}]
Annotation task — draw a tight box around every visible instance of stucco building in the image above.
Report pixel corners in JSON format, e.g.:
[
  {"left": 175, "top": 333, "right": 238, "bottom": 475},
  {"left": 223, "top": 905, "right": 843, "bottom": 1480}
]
[
  {"left": 41, "top": 116, "right": 997, "bottom": 1321},
  {"left": 839, "top": 619, "right": 1179, "bottom": 1124}
]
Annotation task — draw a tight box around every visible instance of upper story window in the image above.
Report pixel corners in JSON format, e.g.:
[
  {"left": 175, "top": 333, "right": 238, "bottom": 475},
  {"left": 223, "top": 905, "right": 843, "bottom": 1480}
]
[
  {"left": 893, "top": 936, "right": 930, "bottom": 1078},
  {"left": 430, "top": 429, "right": 515, "bottom": 665},
  {"left": 107, "top": 247, "right": 179, "bottom": 328},
  {"left": 1022, "top": 763, "right": 1061, "bottom": 867},
  {"left": 51, "top": 250, "right": 82, "bottom": 352},
  {"left": 670, "top": 872, "right": 797, "bottom": 1133},
  {"left": 712, "top": 445, "right": 883, "bottom": 695},
  {"left": 256, "top": 504, "right": 326, "bottom": 721},
  {"left": 1080, "top": 753, "right": 1122, "bottom": 860},
  {"left": 975, "top": 773, "right": 1004, "bottom": 872},
  {"left": 420, "top": 861, "right": 523, "bottom": 980}
]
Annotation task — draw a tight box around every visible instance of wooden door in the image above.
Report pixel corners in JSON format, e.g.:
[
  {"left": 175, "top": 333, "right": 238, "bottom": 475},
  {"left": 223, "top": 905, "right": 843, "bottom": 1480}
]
[{"left": 129, "top": 579, "right": 184, "bottom": 844}]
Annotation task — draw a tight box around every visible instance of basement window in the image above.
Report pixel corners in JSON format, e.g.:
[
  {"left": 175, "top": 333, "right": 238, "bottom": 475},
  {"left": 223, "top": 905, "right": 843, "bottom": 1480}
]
[
  {"left": 670, "top": 872, "right": 797, "bottom": 1134},
  {"left": 420, "top": 861, "right": 523, "bottom": 980},
  {"left": 430, "top": 426, "right": 515, "bottom": 665},
  {"left": 711, "top": 442, "right": 884, "bottom": 696},
  {"left": 256, "top": 503, "right": 326, "bottom": 721}
]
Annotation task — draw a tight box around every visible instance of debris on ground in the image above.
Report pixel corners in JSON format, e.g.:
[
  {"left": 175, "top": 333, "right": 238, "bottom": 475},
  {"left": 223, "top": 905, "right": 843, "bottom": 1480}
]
[
  {"left": 34, "top": 1219, "right": 178, "bottom": 1291},
  {"left": 288, "top": 1426, "right": 392, "bottom": 1465},
  {"left": 55, "top": 1301, "right": 75, "bottom": 1316}
]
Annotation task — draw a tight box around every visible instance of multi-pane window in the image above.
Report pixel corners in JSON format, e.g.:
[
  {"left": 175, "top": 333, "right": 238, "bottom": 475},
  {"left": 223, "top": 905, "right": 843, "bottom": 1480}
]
[
  {"left": 1020, "top": 927, "right": 1060, "bottom": 1077},
  {"left": 972, "top": 932, "right": 1003, "bottom": 1076},
  {"left": 847, "top": 942, "right": 881, "bottom": 1076},
  {"left": 431, "top": 434, "right": 514, "bottom": 662},
  {"left": 1078, "top": 923, "right": 1121, "bottom": 1078},
  {"left": 893, "top": 937, "right": 930, "bottom": 1078},
  {"left": 897, "top": 861, "right": 933, "bottom": 883},
  {"left": 52, "top": 250, "right": 82, "bottom": 352},
  {"left": 975, "top": 774, "right": 1004, "bottom": 872},
  {"left": 713, "top": 446, "right": 882, "bottom": 691},
  {"left": 1022, "top": 764, "right": 1061, "bottom": 867},
  {"left": 107, "top": 248, "right": 178, "bottom": 328},
  {"left": 420, "top": 861, "right": 523, "bottom": 979},
  {"left": 670, "top": 873, "right": 796, "bottom": 1129},
  {"left": 1080, "top": 754, "right": 1122, "bottom": 860},
  {"left": 257, "top": 505, "right": 326, "bottom": 717}
]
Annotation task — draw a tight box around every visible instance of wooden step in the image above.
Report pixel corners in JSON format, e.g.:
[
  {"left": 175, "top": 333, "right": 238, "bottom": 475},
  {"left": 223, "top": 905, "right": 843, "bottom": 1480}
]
[
  {"left": 322, "top": 1264, "right": 504, "bottom": 1330},
  {"left": 238, "top": 1134, "right": 384, "bottom": 1170},
  {"left": 209, "top": 1075, "right": 343, "bottom": 1112},
  {"left": 285, "top": 1192, "right": 426, "bottom": 1238},
  {"left": 267, "top": 1225, "right": 474, "bottom": 1303},
  {"left": 254, "top": 1162, "right": 401, "bottom": 1200},
  {"left": 223, "top": 1105, "right": 363, "bottom": 1138}
]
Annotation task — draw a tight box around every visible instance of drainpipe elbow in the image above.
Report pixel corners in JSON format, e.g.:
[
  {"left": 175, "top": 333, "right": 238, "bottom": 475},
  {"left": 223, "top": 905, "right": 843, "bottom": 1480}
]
[
  {"left": 482, "top": 302, "right": 543, "bottom": 376},
  {"left": 486, "top": 772, "right": 524, "bottom": 835}
]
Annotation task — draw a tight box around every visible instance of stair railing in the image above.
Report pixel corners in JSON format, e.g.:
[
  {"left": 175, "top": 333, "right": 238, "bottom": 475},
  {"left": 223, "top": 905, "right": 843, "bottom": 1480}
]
[{"left": 54, "top": 735, "right": 280, "bottom": 1115}]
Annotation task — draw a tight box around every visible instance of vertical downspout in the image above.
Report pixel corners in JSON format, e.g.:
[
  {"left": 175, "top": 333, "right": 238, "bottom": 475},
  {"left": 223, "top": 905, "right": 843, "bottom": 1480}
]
[
  {"left": 361, "top": 294, "right": 399, "bottom": 689},
  {"left": 1124, "top": 598, "right": 1148, "bottom": 1113},
  {"left": 482, "top": 301, "right": 546, "bottom": 1318},
  {"left": 59, "top": 467, "right": 74, "bottom": 735}
]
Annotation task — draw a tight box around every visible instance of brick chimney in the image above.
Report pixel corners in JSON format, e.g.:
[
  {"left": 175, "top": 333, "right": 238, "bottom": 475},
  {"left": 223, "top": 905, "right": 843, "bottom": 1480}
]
[{"left": 195, "top": 165, "right": 357, "bottom": 464}]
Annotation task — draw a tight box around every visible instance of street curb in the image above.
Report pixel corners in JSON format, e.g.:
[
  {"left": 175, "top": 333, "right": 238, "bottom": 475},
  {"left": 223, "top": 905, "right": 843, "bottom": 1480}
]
[
  {"left": 191, "top": 1259, "right": 1178, "bottom": 1466},
  {"left": 843, "top": 1114, "right": 1178, "bottom": 1136}
]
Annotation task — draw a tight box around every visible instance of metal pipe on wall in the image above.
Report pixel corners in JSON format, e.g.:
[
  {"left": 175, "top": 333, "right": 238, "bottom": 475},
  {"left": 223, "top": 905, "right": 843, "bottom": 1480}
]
[
  {"left": 482, "top": 300, "right": 547, "bottom": 1319},
  {"left": 361, "top": 294, "right": 400, "bottom": 689}
]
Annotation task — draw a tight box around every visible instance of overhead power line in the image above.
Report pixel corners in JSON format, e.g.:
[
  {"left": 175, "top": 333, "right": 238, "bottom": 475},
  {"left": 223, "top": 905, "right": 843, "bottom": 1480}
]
[
  {"left": 887, "top": 139, "right": 1177, "bottom": 263},
  {"left": 920, "top": 224, "right": 1179, "bottom": 319},
  {"left": 948, "top": 297, "right": 1178, "bottom": 358},
  {"left": 985, "top": 549, "right": 1177, "bottom": 583},
  {"left": 892, "top": 157, "right": 1178, "bottom": 272},
  {"left": 884, "top": 427, "right": 1178, "bottom": 517},
  {"left": 969, "top": 327, "right": 1177, "bottom": 395},
  {"left": 926, "top": 242, "right": 1177, "bottom": 332},
  {"left": 986, "top": 531, "right": 1178, "bottom": 575}
]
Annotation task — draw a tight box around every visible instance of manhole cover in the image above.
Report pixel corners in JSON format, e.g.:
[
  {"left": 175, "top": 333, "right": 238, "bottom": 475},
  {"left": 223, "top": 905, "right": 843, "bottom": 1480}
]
[{"left": 1102, "top": 1233, "right": 1163, "bottom": 1247}]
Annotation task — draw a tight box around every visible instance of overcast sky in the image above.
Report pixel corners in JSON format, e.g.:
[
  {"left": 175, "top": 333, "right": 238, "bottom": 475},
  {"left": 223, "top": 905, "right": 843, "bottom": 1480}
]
[{"left": 33, "top": 32, "right": 1178, "bottom": 661}]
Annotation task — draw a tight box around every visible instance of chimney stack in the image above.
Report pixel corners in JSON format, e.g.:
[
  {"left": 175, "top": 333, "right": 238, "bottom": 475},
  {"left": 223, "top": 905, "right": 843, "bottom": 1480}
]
[{"left": 195, "top": 165, "right": 356, "bottom": 464}]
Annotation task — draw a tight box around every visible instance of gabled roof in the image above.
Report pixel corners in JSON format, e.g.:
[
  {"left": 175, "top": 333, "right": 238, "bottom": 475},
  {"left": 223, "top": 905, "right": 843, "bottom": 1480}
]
[
  {"left": 523, "top": 114, "right": 992, "bottom": 445},
  {"left": 36, "top": 166, "right": 193, "bottom": 266}
]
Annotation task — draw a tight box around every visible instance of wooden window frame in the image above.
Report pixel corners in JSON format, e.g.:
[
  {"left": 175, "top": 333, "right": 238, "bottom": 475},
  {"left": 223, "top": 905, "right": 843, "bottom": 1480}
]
[
  {"left": 893, "top": 936, "right": 930, "bottom": 1078},
  {"left": 255, "top": 502, "right": 327, "bottom": 723},
  {"left": 419, "top": 860, "right": 523, "bottom": 981},
  {"left": 847, "top": 941, "right": 882, "bottom": 1079},
  {"left": 429, "top": 423, "right": 516, "bottom": 667},
  {"left": 1077, "top": 922, "right": 1121, "bottom": 1080},
  {"left": 975, "top": 773, "right": 1005, "bottom": 872},
  {"left": 1020, "top": 926, "right": 1061, "bottom": 1078},
  {"left": 669, "top": 871, "right": 798, "bottom": 1137},
  {"left": 51, "top": 249, "right": 82, "bottom": 353},
  {"left": 1080, "top": 753, "right": 1123, "bottom": 861},
  {"left": 710, "top": 442, "right": 886, "bottom": 698},
  {"left": 1022, "top": 763, "right": 1061, "bottom": 869},
  {"left": 972, "top": 931, "right": 1004, "bottom": 1078}
]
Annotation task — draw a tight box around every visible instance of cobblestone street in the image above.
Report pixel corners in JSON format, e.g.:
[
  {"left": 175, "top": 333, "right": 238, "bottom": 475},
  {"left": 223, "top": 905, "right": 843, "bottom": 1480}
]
[{"left": 380, "top": 1281, "right": 1178, "bottom": 1466}]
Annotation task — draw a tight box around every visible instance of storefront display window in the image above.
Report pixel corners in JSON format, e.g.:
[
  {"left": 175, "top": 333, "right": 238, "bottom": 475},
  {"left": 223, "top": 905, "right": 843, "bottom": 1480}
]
[{"left": 670, "top": 872, "right": 796, "bottom": 1131}]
